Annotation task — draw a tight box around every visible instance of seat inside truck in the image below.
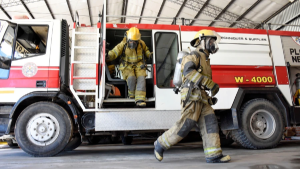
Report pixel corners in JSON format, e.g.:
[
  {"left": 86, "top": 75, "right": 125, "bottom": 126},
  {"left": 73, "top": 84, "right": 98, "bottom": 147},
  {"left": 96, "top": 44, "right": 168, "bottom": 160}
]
[{"left": 103, "top": 29, "right": 154, "bottom": 108}]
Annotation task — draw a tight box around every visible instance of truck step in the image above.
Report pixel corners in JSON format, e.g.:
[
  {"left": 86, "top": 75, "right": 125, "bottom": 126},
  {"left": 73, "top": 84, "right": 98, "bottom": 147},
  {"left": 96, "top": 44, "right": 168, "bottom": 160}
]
[
  {"left": 73, "top": 79, "right": 96, "bottom": 90},
  {"left": 103, "top": 97, "right": 155, "bottom": 103},
  {"left": 74, "top": 46, "right": 96, "bottom": 49},
  {"left": 74, "top": 48, "right": 97, "bottom": 62},
  {"left": 76, "top": 27, "right": 97, "bottom": 33},
  {"left": 73, "top": 64, "right": 96, "bottom": 77},
  {"left": 75, "top": 32, "right": 97, "bottom": 35},
  {"left": 75, "top": 34, "right": 98, "bottom": 47},
  {"left": 75, "top": 92, "right": 96, "bottom": 95}
]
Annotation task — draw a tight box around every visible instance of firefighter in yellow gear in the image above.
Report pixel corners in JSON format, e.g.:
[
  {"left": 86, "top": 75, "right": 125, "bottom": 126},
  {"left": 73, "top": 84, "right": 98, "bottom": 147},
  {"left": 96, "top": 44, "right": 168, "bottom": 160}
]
[
  {"left": 106, "top": 27, "right": 152, "bottom": 107},
  {"left": 154, "top": 30, "right": 231, "bottom": 163}
]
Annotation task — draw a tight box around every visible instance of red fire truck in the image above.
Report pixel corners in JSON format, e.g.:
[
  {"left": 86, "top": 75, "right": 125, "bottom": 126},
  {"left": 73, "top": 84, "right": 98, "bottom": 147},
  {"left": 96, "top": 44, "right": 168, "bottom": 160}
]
[{"left": 1, "top": 5, "right": 300, "bottom": 156}]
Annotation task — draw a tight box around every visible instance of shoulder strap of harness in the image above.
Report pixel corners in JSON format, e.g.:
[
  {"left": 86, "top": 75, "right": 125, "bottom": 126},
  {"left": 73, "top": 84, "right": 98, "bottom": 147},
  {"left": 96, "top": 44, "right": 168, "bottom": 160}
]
[
  {"left": 120, "top": 42, "right": 127, "bottom": 64},
  {"left": 190, "top": 50, "right": 201, "bottom": 58},
  {"left": 199, "top": 49, "right": 209, "bottom": 58}
]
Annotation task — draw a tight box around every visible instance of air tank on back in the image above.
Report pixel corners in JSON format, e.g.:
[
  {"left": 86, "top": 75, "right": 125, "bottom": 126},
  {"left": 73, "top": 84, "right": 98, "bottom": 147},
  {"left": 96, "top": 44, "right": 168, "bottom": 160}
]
[{"left": 173, "top": 51, "right": 189, "bottom": 94}]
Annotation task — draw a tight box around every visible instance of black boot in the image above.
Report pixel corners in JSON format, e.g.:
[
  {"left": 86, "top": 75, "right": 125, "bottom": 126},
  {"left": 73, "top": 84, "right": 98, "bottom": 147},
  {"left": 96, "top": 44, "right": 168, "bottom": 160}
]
[
  {"left": 154, "top": 140, "right": 165, "bottom": 162},
  {"left": 206, "top": 154, "right": 231, "bottom": 163}
]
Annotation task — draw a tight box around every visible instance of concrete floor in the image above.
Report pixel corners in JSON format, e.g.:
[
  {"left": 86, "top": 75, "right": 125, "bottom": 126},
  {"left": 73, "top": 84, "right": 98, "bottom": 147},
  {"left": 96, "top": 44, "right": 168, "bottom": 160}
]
[{"left": 1, "top": 140, "right": 300, "bottom": 169}]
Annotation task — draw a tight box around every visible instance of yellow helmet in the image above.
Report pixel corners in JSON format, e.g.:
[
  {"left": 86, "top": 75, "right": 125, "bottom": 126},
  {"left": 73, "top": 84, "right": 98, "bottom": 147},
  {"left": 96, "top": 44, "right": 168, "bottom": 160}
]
[
  {"left": 126, "top": 27, "right": 141, "bottom": 41},
  {"left": 190, "top": 29, "right": 221, "bottom": 47}
]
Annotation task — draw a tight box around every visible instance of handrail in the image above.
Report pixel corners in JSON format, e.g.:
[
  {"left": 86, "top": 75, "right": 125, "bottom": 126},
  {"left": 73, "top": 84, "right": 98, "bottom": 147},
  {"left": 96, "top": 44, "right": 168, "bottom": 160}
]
[{"left": 74, "top": 11, "right": 79, "bottom": 26}]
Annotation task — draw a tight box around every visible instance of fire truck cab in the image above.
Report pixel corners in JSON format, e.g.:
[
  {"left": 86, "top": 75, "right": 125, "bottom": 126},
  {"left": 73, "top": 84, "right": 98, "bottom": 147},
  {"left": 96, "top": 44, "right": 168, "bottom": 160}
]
[{"left": 1, "top": 9, "right": 300, "bottom": 156}]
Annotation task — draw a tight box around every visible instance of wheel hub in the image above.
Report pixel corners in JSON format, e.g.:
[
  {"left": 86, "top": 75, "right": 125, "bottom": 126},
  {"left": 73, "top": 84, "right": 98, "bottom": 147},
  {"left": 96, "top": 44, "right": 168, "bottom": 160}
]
[
  {"left": 250, "top": 110, "right": 276, "bottom": 139},
  {"left": 26, "top": 113, "right": 60, "bottom": 146}
]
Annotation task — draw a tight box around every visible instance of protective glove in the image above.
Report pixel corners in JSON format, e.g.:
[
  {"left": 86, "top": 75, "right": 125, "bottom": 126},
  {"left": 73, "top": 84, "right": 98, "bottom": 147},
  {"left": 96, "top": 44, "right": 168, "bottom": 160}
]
[
  {"left": 105, "top": 53, "right": 111, "bottom": 62},
  {"left": 148, "top": 52, "right": 153, "bottom": 60},
  {"left": 208, "top": 97, "right": 218, "bottom": 105}
]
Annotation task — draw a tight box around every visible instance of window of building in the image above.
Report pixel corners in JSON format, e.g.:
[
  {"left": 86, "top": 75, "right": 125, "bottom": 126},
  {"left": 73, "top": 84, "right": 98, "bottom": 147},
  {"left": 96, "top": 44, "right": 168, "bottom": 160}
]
[
  {"left": 154, "top": 32, "right": 179, "bottom": 88},
  {"left": 0, "top": 23, "right": 16, "bottom": 79},
  {"left": 14, "top": 25, "right": 48, "bottom": 60}
]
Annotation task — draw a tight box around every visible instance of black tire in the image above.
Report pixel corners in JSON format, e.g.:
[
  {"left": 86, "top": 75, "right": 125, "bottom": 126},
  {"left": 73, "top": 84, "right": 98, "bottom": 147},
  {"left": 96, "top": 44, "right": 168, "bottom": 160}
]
[
  {"left": 64, "top": 133, "right": 82, "bottom": 151},
  {"left": 121, "top": 135, "right": 133, "bottom": 145},
  {"left": 87, "top": 136, "right": 102, "bottom": 144},
  {"left": 7, "top": 139, "right": 18, "bottom": 148},
  {"left": 15, "top": 102, "right": 73, "bottom": 157},
  {"left": 231, "top": 99, "right": 284, "bottom": 149}
]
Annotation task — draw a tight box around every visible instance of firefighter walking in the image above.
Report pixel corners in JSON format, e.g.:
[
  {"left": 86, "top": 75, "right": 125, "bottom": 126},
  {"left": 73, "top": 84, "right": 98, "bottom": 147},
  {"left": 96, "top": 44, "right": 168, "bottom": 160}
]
[
  {"left": 106, "top": 27, "right": 152, "bottom": 107},
  {"left": 154, "top": 30, "right": 231, "bottom": 163}
]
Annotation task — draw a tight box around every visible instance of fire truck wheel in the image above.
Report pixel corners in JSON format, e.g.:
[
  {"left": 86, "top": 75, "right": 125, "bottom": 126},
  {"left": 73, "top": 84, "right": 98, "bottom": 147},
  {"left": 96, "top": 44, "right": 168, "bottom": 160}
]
[
  {"left": 231, "top": 99, "right": 284, "bottom": 149},
  {"left": 64, "top": 133, "right": 82, "bottom": 151},
  {"left": 15, "top": 102, "right": 73, "bottom": 157}
]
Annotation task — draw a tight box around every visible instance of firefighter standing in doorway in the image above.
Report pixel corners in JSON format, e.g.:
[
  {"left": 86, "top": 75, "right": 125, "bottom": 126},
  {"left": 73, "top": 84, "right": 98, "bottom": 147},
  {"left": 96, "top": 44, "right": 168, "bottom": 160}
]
[
  {"left": 106, "top": 27, "right": 152, "bottom": 107},
  {"left": 154, "top": 30, "right": 231, "bottom": 163}
]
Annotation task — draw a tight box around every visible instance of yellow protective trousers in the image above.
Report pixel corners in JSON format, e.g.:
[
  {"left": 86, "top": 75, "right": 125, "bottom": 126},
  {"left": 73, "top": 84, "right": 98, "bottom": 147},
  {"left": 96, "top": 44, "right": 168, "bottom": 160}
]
[
  {"left": 157, "top": 100, "right": 222, "bottom": 158},
  {"left": 122, "top": 64, "right": 147, "bottom": 102}
]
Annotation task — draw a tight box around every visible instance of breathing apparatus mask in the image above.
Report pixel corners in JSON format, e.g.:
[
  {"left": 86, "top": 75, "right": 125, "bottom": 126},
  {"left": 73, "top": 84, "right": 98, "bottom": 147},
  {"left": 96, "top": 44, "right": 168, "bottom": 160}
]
[
  {"left": 190, "top": 30, "right": 220, "bottom": 54},
  {"left": 204, "top": 37, "right": 219, "bottom": 54},
  {"left": 128, "top": 39, "right": 139, "bottom": 49}
]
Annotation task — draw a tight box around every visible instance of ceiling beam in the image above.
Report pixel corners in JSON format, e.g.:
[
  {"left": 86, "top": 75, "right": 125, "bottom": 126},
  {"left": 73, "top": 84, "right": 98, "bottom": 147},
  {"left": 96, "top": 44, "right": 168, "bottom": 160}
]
[
  {"left": 208, "top": 0, "right": 235, "bottom": 27},
  {"left": 190, "top": 0, "right": 210, "bottom": 26},
  {"left": 0, "top": 5, "right": 11, "bottom": 19},
  {"left": 229, "top": 0, "right": 262, "bottom": 27},
  {"left": 66, "top": 0, "right": 74, "bottom": 22},
  {"left": 124, "top": 0, "right": 128, "bottom": 23},
  {"left": 87, "top": 0, "right": 92, "bottom": 25},
  {"left": 171, "top": 0, "right": 188, "bottom": 25},
  {"left": 20, "top": 0, "right": 34, "bottom": 19},
  {"left": 254, "top": 1, "right": 294, "bottom": 29},
  {"left": 121, "top": 0, "right": 125, "bottom": 23},
  {"left": 139, "top": 0, "right": 147, "bottom": 23},
  {"left": 154, "top": 0, "right": 166, "bottom": 24},
  {"left": 121, "top": 0, "right": 128, "bottom": 23},
  {"left": 44, "top": 0, "right": 55, "bottom": 19},
  {"left": 275, "top": 14, "right": 300, "bottom": 30}
]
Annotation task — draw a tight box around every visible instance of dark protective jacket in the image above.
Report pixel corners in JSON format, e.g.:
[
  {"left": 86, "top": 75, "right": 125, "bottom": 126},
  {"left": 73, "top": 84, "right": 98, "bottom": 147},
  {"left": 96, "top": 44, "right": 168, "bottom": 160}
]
[{"left": 180, "top": 48, "right": 212, "bottom": 104}]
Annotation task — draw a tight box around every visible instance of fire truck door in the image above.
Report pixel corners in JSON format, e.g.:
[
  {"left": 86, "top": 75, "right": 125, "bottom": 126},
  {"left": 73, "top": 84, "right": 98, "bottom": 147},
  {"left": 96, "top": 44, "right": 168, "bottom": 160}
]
[
  {"left": 153, "top": 30, "right": 181, "bottom": 110},
  {"left": 0, "top": 21, "right": 53, "bottom": 103}
]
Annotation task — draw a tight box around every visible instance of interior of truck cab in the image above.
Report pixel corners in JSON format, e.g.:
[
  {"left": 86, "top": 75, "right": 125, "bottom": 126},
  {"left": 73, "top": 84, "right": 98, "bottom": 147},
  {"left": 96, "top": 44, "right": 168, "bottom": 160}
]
[
  {"left": 102, "top": 28, "right": 155, "bottom": 108},
  {"left": 14, "top": 25, "right": 48, "bottom": 60}
]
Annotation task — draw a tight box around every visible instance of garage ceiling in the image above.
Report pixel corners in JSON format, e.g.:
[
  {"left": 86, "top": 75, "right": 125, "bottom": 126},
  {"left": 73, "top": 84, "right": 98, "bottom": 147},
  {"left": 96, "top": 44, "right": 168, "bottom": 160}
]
[{"left": 0, "top": 0, "right": 296, "bottom": 29}]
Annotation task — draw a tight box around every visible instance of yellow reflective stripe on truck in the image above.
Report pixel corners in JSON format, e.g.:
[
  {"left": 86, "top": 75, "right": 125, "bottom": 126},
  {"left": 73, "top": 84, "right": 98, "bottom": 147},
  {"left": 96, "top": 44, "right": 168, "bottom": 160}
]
[{"left": 0, "top": 90, "right": 14, "bottom": 94}]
